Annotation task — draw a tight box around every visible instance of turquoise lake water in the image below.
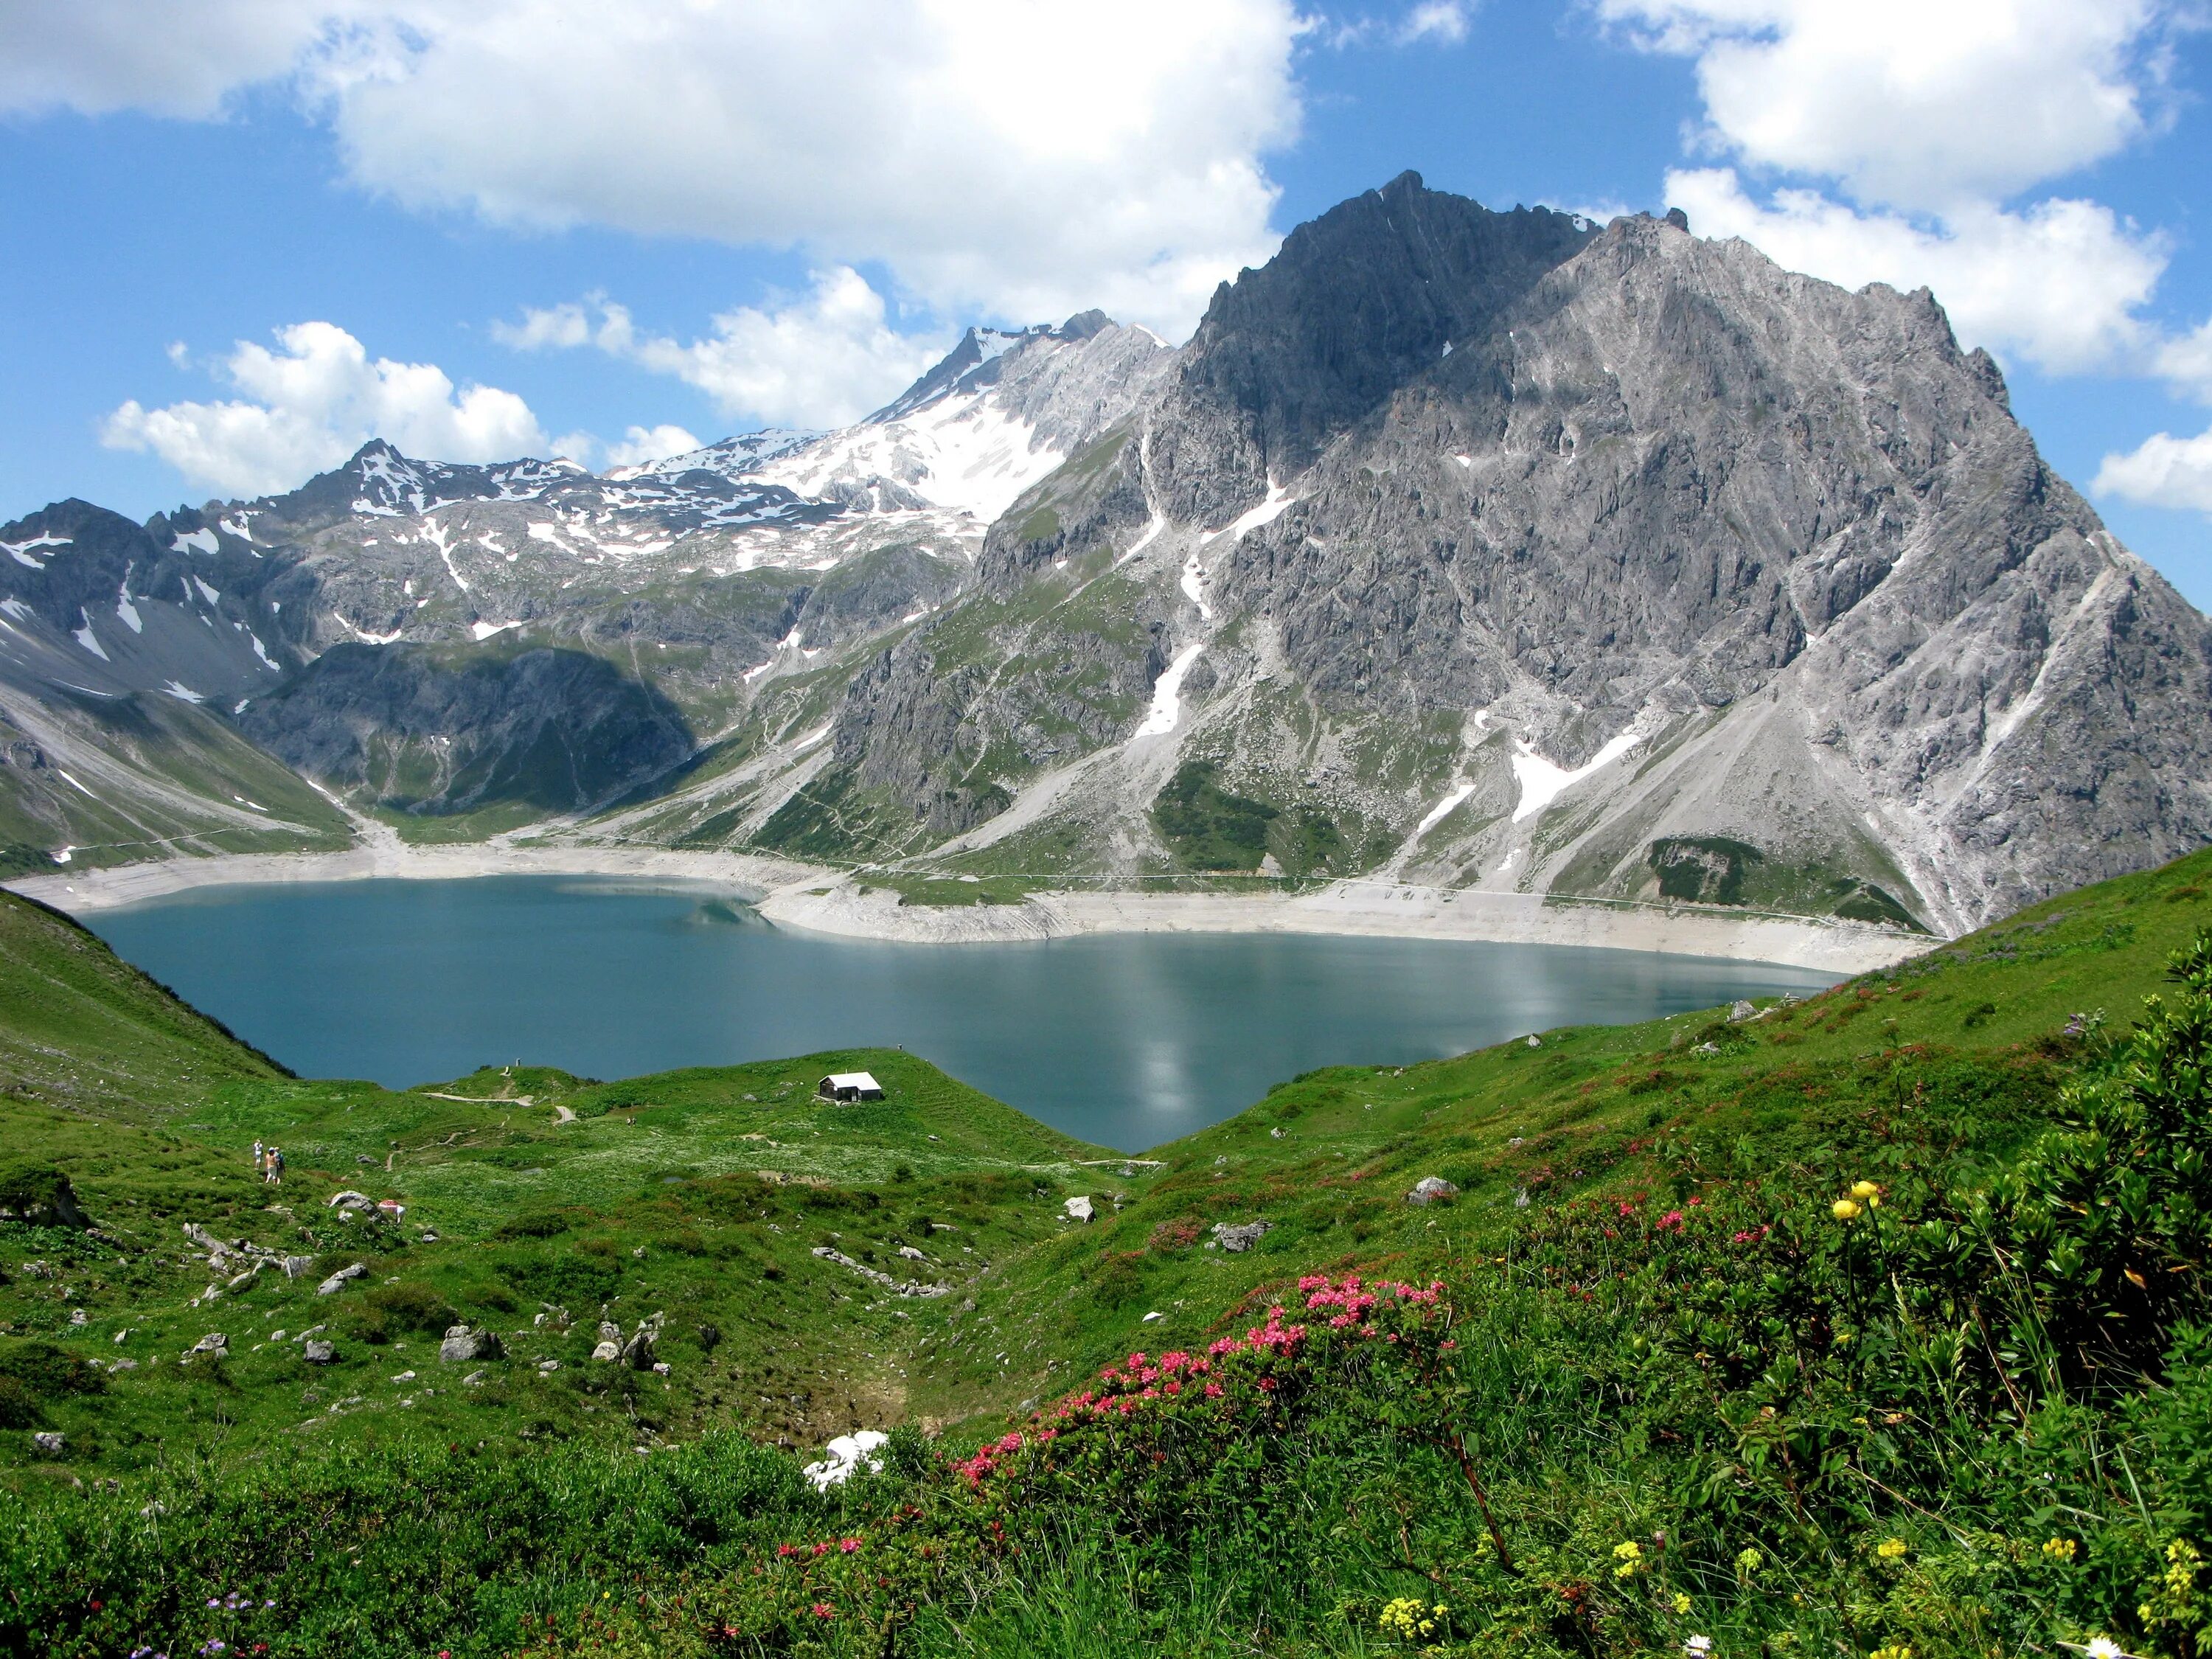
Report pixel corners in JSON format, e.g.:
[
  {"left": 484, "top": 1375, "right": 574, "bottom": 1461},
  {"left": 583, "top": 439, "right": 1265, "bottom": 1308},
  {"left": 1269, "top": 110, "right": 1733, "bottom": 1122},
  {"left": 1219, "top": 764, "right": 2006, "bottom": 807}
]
[{"left": 86, "top": 876, "right": 1839, "bottom": 1151}]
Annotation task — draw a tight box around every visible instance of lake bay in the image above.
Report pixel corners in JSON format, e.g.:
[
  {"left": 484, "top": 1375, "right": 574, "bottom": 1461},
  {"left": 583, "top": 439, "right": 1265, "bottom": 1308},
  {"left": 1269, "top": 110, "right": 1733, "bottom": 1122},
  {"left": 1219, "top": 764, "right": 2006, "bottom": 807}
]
[{"left": 87, "top": 875, "right": 1840, "bottom": 1150}]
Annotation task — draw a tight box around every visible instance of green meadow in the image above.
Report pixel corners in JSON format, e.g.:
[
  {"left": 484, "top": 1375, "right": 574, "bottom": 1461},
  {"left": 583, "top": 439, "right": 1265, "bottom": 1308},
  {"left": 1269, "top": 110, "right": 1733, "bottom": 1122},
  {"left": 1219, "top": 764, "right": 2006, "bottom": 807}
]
[{"left": 0, "top": 850, "right": 2208, "bottom": 1658}]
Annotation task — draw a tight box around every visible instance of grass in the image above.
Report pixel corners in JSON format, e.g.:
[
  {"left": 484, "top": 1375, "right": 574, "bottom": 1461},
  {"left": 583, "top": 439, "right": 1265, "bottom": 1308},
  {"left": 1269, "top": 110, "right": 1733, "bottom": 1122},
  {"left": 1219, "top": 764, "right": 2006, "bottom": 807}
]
[{"left": 1, "top": 849, "right": 2210, "bottom": 1656}]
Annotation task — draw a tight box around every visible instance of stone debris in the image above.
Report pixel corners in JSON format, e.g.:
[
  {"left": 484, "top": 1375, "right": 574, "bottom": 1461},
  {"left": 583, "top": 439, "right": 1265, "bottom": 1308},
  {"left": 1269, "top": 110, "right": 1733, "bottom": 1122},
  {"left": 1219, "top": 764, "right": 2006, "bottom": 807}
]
[
  {"left": 897, "top": 1245, "right": 928, "bottom": 1261},
  {"left": 810, "top": 1245, "right": 950, "bottom": 1298},
  {"left": 32, "top": 1432, "right": 65, "bottom": 1455},
  {"left": 187, "top": 1332, "right": 228, "bottom": 1357},
  {"left": 1526, "top": 1034, "right": 1543, "bottom": 1048},
  {"left": 1728, "top": 999, "right": 1759, "bottom": 1023},
  {"left": 1405, "top": 1176, "right": 1459, "bottom": 1207},
  {"left": 1062, "top": 1196, "right": 1094, "bottom": 1223},
  {"left": 303, "top": 1340, "right": 336, "bottom": 1364},
  {"left": 1211, "top": 1220, "right": 1272, "bottom": 1253}
]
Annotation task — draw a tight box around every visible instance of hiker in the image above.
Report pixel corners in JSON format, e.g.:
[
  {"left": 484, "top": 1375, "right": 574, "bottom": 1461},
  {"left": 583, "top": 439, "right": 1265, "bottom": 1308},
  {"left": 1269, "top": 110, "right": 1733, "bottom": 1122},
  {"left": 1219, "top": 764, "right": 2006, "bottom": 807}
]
[
  {"left": 253, "top": 1138, "right": 264, "bottom": 1173},
  {"left": 269, "top": 1147, "right": 285, "bottom": 1186}
]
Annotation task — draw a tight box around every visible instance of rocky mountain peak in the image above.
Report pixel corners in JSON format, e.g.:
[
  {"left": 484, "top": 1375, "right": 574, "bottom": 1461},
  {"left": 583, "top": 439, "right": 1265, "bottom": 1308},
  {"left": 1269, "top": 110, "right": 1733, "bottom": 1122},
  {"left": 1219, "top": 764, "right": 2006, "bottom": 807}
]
[{"left": 1147, "top": 173, "right": 1601, "bottom": 523}]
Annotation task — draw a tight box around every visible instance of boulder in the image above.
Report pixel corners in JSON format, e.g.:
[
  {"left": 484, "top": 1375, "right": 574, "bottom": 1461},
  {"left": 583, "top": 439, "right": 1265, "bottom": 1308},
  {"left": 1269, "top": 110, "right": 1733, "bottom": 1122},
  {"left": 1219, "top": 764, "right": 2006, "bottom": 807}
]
[
  {"left": 325, "top": 1190, "right": 375, "bottom": 1211},
  {"left": 188, "top": 1332, "right": 228, "bottom": 1357},
  {"left": 439, "top": 1324, "right": 503, "bottom": 1365},
  {"left": 302, "top": 1340, "right": 336, "bottom": 1364},
  {"left": 590, "top": 1340, "right": 622, "bottom": 1363},
  {"left": 1211, "top": 1220, "right": 1271, "bottom": 1253},
  {"left": 280, "top": 1256, "right": 316, "bottom": 1280},
  {"left": 1405, "top": 1176, "right": 1459, "bottom": 1207},
  {"left": 1063, "top": 1196, "right": 1094, "bottom": 1223},
  {"left": 1728, "top": 999, "right": 1758, "bottom": 1023},
  {"left": 0, "top": 1164, "right": 90, "bottom": 1229},
  {"left": 316, "top": 1262, "right": 367, "bottom": 1296},
  {"left": 597, "top": 1321, "right": 622, "bottom": 1343},
  {"left": 31, "top": 1431, "right": 64, "bottom": 1455},
  {"left": 621, "top": 1326, "right": 658, "bottom": 1370}
]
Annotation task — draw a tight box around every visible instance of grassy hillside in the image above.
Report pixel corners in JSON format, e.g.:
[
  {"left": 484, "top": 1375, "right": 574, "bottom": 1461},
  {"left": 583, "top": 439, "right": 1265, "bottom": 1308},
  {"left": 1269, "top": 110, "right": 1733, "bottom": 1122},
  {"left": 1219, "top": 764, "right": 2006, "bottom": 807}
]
[{"left": 0, "top": 852, "right": 2208, "bottom": 1657}]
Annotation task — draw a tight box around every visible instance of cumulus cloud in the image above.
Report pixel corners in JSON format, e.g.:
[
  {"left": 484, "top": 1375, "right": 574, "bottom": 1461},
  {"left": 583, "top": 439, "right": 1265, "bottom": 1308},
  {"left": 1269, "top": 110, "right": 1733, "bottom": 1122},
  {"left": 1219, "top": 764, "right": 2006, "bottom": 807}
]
[
  {"left": 101, "top": 321, "right": 548, "bottom": 497},
  {"left": 0, "top": 0, "right": 355, "bottom": 119},
  {"left": 1667, "top": 170, "right": 2166, "bottom": 375},
  {"left": 602, "top": 424, "right": 703, "bottom": 469},
  {"left": 1598, "top": 0, "right": 2201, "bottom": 389},
  {"left": 1599, "top": 0, "right": 2169, "bottom": 212},
  {"left": 6, "top": 0, "right": 1301, "bottom": 338},
  {"left": 497, "top": 268, "right": 952, "bottom": 431},
  {"left": 2096, "top": 427, "right": 2212, "bottom": 513}
]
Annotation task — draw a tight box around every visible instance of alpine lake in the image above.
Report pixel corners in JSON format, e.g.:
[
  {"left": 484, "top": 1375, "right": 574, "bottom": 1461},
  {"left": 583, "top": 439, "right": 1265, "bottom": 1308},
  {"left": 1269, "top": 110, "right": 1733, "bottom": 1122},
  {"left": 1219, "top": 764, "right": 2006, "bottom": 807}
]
[{"left": 86, "top": 874, "right": 1839, "bottom": 1152}]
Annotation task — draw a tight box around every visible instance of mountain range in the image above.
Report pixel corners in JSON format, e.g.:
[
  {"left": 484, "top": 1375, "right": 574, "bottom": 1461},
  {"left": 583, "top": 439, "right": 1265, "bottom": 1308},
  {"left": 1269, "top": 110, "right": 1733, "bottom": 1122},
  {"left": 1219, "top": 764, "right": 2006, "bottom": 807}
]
[{"left": 2, "top": 171, "right": 2206, "bottom": 933}]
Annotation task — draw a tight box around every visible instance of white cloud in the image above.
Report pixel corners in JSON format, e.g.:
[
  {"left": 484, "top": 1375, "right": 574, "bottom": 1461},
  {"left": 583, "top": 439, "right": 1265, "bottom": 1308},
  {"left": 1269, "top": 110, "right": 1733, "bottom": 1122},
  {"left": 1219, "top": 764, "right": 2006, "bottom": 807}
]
[
  {"left": 498, "top": 268, "right": 951, "bottom": 431},
  {"left": 101, "top": 321, "right": 548, "bottom": 497},
  {"left": 1598, "top": 0, "right": 2170, "bottom": 212},
  {"left": 1397, "top": 3, "right": 1473, "bottom": 44},
  {"left": 603, "top": 424, "right": 703, "bottom": 469},
  {"left": 1667, "top": 169, "right": 2166, "bottom": 375},
  {"left": 0, "top": 0, "right": 357, "bottom": 119},
  {"left": 4, "top": 0, "right": 1301, "bottom": 338},
  {"left": 2096, "top": 425, "right": 2212, "bottom": 513},
  {"left": 1321, "top": 2, "right": 1475, "bottom": 48},
  {"left": 2154, "top": 319, "right": 2212, "bottom": 403},
  {"left": 1599, "top": 0, "right": 2205, "bottom": 388}
]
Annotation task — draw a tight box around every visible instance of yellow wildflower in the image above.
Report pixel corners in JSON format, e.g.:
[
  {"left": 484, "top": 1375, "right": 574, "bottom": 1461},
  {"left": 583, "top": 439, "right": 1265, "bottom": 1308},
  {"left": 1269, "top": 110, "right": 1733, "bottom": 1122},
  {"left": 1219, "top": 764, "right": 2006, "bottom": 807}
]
[
  {"left": 1833, "top": 1198, "right": 1862, "bottom": 1220},
  {"left": 1852, "top": 1180, "right": 1880, "bottom": 1199},
  {"left": 2041, "top": 1537, "right": 2078, "bottom": 1563},
  {"left": 1674, "top": 1592, "right": 1693, "bottom": 1615},
  {"left": 1877, "top": 1538, "right": 1908, "bottom": 1560},
  {"left": 1735, "top": 1548, "right": 1763, "bottom": 1578},
  {"left": 1869, "top": 1646, "right": 1913, "bottom": 1659}
]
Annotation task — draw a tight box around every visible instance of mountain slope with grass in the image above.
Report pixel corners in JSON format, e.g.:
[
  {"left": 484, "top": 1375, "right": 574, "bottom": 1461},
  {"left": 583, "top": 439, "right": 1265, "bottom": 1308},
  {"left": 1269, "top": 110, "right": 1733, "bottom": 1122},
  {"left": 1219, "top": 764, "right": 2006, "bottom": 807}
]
[{"left": 1, "top": 853, "right": 2211, "bottom": 1655}]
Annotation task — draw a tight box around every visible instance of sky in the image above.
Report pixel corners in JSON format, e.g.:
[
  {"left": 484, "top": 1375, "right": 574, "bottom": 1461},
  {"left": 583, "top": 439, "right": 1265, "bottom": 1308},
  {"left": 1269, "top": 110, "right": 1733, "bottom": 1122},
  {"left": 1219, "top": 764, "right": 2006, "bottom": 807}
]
[{"left": 4, "top": 0, "right": 2211, "bottom": 605}]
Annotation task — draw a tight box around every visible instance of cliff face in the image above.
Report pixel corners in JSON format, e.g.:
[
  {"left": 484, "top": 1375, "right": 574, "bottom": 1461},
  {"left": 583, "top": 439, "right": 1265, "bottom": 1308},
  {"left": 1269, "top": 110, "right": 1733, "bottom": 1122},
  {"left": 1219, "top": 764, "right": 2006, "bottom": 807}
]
[{"left": 809, "top": 174, "right": 2212, "bottom": 931}]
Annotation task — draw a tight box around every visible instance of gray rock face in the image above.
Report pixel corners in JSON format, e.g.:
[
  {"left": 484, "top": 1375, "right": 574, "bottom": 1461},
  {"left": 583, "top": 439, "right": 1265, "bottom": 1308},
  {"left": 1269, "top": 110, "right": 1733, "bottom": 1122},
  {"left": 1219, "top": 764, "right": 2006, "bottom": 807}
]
[
  {"left": 302, "top": 1340, "right": 336, "bottom": 1364},
  {"left": 1405, "top": 1177, "right": 1459, "bottom": 1207},
  {"left": 239, "top": 642, "right": 696, "bottom": 816},
  {"left": 808, "top": 175, "right": 2211, "bottom": 931}
]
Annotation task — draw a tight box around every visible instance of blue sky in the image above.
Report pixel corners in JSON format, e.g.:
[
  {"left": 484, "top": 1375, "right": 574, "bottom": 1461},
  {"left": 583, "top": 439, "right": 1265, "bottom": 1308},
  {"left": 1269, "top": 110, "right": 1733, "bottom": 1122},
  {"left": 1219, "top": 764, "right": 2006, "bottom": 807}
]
[{"left": 5, "top": 1, "right": 2211, "bottom": 605}]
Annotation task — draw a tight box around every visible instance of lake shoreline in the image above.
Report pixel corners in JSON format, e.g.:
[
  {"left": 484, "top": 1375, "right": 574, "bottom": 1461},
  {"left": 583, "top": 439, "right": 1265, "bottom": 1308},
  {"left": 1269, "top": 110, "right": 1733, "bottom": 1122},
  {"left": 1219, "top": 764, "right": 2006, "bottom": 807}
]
[{"left": 8, "top": 841, "right": 1930, "bottom": 975}]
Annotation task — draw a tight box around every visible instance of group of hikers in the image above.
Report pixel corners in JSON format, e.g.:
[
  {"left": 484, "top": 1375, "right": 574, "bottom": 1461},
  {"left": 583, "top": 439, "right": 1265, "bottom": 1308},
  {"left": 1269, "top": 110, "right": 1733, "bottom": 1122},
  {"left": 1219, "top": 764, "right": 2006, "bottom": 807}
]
[{"left": 251, "top": 1138, "right": 286, "bottom": 1185}]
